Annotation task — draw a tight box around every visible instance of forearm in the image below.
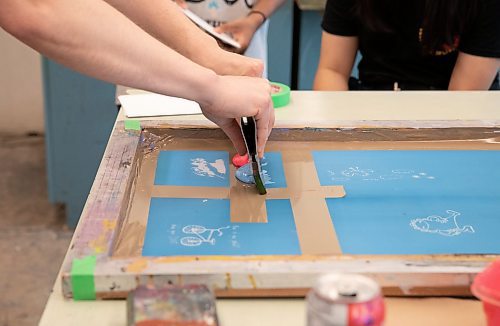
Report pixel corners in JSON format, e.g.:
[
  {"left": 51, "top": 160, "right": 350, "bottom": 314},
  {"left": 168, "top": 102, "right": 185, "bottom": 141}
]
[
  {"left": 313, "top": 33, "right": 357, "bottom": 91},
  {"left": 1, "top": 0, "right": 217, "bottom": 105},
  {"left": 313, "top": 68, "right": 349, "bottom": 90},
  {"left": 252, "top": 0, "right": 287, "bottom": 19},
  {"left": 105, "top": 0, "right": 263, "bottom": 77},
  {"left": 449, "top": 52, "right": 500, "bottom": 90},
  {"left": 104, "top": 0, "right": 219, "bottom": 64}
]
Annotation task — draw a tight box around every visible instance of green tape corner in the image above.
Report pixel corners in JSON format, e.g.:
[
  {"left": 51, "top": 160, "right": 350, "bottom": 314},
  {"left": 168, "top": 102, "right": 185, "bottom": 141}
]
[
  {"left": 71, "top": 255, "right": 96, "bottom": 300},
  {"left": 124, "top": 119, "right": 141, "bottom": 131}
]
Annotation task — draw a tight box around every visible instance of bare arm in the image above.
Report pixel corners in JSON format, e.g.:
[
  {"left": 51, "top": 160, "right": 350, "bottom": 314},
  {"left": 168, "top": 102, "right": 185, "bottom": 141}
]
[
  {"left": 313, "top": 32, "right": 358, "bottom": 91},
  {"left": 0, "top": 0, "right": 273, "bottom": 155},
  {"left": 104, "top": 0, "right": 263, "bottom": 77},
  {"left": 215, "top": 0, "right": 287, "bottom": 53},
  {"left": 448, "top": 52, "right": 500, "bottom": 90}
]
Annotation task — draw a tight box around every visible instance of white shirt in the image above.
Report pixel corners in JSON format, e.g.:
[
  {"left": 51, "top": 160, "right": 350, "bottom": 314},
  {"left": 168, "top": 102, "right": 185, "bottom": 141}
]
[{"left": 186, "top": 0, "right": 269, "bottom": 77}]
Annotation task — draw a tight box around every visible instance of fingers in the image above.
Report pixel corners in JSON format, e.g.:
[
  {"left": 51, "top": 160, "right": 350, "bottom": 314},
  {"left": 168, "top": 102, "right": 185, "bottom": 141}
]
[
  {"left": 219, "top": 119, "right": 247, "bottom": 155},
  {"left": 214, "top": 23, "right": 233, "bottom": 34},
  {"left": 255, "top": 95, "right": 272, "bottom": 158},
  {"left": 268, "top": 101, "right": 275, "bottom": 138},
  {"left": 247, "top": 59, "right": 264, "bottom": 77}
]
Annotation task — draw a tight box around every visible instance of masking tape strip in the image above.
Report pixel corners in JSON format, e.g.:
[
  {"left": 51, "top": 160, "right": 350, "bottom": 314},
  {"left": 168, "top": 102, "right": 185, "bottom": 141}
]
[
  {"left": 281, "top": 151, "right": 343, "bottom": 255},
  {"left": 271, "top": 82, "right": 291, "bottom": 108},
  {"left": 229, "top": 165, "right": 268, "bottom": 223},
  {"left": 124, "top": 119, "right": 141, "bottom": 131},
  {"left": 71, "top": 255, "right": 96, "bottom": 300}
]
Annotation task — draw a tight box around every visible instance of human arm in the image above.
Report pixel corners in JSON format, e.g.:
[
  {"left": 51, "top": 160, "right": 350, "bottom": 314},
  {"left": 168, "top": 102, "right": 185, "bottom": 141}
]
[
  {"left": 0, "top": 0, "right": 273, "bottom": 155},
  {"left": 313, "top": 32, "right": 358, "bottom": 90},
  {"left": 214, "top": 0, "right": 287, "bottom": 53},
  {"left": 448, "top": 52, "right": 500, "bottom": 90},
  {"left": 103, "top": 0, "right": 263, "bottom": 77},
  {"left": 448, "top": 0, "right": 500, "bottom": 90}
]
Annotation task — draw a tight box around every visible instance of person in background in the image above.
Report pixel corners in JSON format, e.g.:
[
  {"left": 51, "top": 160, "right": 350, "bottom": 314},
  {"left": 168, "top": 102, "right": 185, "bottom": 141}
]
[
  {"left": 0, "top": 0, "right": 274, "bottom": 158},
  {"left": 176, "top": 0, "right": 286, "bottom": 77},
  {"left": 314, "top": 0, "right": 500, "bottom": 91}
]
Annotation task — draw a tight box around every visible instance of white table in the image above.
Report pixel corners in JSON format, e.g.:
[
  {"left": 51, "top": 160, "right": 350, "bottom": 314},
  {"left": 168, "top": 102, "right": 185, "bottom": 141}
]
[{"left": 41, "top": 91, "right": 498, "bottom": 325}]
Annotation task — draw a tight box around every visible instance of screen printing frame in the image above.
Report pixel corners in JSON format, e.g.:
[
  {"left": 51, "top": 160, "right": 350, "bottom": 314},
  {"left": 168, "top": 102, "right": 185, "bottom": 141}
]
[{"left": 60, "top": 91, "right": 500, "bottom": 300}]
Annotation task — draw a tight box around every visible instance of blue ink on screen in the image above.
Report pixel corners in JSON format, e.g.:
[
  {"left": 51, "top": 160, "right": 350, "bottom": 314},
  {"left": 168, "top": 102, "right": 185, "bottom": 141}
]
[
  {"left": 154, "top": 150, "right": 230, "bottom": 187},
  {"left": 313, "top": 150, "right": 500, "bottom": 254},
  {"left": 142, "top": 198, "right": 301, "bottom": 256},
  {"left": 326, "top": 196, "right": 500, "bottom": 254},
  {"left": 312, "top": 150, "right": 500, "bottom": 197}
]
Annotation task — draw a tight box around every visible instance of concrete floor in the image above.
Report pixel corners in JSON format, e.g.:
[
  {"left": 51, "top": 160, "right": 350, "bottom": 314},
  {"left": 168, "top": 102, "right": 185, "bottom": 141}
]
[{"left": 0, "top": 135, "right": 73, "bottom": 326}]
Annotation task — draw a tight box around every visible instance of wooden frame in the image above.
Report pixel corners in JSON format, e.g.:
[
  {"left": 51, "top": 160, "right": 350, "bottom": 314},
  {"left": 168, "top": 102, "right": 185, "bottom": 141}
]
[{"left": 61, "top": 92, "right": 500, "bottom": 300}]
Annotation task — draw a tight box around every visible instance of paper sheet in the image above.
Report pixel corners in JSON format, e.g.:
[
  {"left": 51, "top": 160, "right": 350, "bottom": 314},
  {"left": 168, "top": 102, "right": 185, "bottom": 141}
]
[
  {"left": 183, "top": 9, "right": 241, "bottom": 49},
  {"left": 118, "top": 94, "right": 202, "bottom": 118}
]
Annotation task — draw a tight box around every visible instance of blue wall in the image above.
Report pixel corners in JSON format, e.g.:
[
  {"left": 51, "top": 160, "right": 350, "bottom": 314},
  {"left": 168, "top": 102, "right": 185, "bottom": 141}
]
[{"left": 43, "top": 59, "right": 117, "bottom": 227}]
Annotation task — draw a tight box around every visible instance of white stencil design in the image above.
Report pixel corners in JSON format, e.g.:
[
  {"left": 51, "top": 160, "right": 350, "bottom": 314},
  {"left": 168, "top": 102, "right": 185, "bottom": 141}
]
[
  {"left": 191, "top": 158, "right": 226, "bottom": 179},
  {"left": 342, "top": 166, "right": 374, "bottom": 177},
  {"left": 409, "top": 210, "right": 475, "bottom": 237},
  {"left": 328, "top": 167, "right": 436, "bottom": 182},
  {"left": 180, "top": 225, "right": 230, "bottom": 246}
]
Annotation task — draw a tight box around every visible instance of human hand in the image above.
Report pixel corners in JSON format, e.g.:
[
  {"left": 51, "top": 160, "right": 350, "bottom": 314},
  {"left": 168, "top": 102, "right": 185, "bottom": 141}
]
[
  {"left": 214, "top": 14, "right": 263, "bottom": 54},
  {"left": 214, "top": 50, "right": 264, "bottom": 77},
  {"left": 172, "top": 0, "right": 188, "bottom": 9},
  {"left": 199, "top": 75, "right": 274, "bottom": 157}
]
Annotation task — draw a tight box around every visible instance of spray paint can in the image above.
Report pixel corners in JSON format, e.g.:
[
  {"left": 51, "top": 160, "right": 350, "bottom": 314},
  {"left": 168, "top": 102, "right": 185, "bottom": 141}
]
[{"left": 306, "top": 274, "right": 385, "bottom": 326}]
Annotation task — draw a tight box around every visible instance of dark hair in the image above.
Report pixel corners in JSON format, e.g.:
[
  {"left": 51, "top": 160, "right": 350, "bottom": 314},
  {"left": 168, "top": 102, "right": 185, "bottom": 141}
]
[{"left": 356, "top": 0, "right": 478, "bottom": 53}]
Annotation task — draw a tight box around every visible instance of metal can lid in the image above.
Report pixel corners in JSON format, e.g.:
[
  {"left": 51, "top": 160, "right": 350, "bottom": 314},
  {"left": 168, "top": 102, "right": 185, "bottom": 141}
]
[{"left": 313, "top": 273, "right": 381, "bottom": 304}]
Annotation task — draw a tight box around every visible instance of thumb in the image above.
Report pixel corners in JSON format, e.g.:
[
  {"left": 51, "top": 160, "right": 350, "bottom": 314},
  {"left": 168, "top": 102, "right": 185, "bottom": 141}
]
[{"left": 215, "top": 22, "right": 235, "bottom": 34}]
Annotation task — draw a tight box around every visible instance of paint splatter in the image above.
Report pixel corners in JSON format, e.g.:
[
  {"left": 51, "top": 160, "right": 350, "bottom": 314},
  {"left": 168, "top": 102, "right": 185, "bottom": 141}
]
[
  {"left": 191, "top": 158, "right": 226, "bottom": 179},
  {"left": 209, "top": 159, "right": 226, "bottom": 174}
]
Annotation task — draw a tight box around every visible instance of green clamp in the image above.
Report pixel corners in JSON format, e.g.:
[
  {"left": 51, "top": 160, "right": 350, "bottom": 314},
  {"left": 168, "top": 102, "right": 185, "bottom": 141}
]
[{"left": 71, "top": 255, "right": 96, "bottom": 300}]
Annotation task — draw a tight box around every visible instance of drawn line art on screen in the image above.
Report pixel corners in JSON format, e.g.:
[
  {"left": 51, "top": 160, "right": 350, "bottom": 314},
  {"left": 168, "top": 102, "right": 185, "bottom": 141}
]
[
  {"left": 180, "top": 225, "right": 231, "bottom": 246},
  {"left": 409, "top": 210, "right": 475, "bottom": 237},
  {"left": 328, "top": 168, "right": 436, "bottom": 182},
  {"left": 342, "top": 167, "right": 374, "bottom": 177},
  {"left": 191, "top": 158, "right": 226, "bottom": 179},
  {"left": 411, "top": 172, "right": 435, "bottom": 180}
]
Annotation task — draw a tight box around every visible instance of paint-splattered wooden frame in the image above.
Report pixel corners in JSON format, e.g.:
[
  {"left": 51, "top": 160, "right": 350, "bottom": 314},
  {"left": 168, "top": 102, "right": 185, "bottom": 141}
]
[{"left": 61, "top": 114, "right": 500, "bottom": 300}]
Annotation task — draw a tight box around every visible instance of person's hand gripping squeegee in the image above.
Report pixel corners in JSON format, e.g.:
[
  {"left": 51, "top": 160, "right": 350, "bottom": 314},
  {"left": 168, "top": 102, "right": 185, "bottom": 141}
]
[{"left": 240, "top": 117, "right": 267, "bottom": 195}]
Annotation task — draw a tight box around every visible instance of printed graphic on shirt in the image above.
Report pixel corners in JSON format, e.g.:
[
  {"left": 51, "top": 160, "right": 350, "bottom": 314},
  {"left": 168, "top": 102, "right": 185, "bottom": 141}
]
[{"left": 186, "top": 0, "right": 255, "bottom": 25}]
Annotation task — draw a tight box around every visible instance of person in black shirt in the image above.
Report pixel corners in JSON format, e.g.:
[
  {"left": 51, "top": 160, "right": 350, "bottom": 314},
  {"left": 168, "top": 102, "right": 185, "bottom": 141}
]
[{"left": 314, "top": 0, "right": 500, "bottom": 90}]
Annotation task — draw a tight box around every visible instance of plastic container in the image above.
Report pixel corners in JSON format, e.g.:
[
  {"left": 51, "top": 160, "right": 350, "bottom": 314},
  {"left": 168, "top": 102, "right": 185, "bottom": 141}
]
[{"left": 471, "top": 260, "right": 500, "bottom": 326}]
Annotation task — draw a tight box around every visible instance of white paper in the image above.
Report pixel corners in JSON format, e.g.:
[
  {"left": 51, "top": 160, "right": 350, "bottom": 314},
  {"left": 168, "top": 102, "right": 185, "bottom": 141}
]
[
  {"left": 183, "top": 9, "right": 241, "bottom": 49},
  {"left": 118, "top": 94, "right": 202, "bottom": 118}
]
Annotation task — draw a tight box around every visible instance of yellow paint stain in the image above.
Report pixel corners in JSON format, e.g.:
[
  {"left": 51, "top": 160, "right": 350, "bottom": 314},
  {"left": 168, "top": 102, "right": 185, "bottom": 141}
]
[
  {"left": 126, "top": 258, "right": 149, "bottom": 273},
  {"left": 102, "top": 219, "right": 117, "bottom": 231},
  {"left": 248, "top": 275, "right": 257, "bottom": 289},
  {"left": 88, "top": 219, "right": 117, "bottom": 254},
  {"left": 89, "top": 234, "right": 107, "bottom": 254}
]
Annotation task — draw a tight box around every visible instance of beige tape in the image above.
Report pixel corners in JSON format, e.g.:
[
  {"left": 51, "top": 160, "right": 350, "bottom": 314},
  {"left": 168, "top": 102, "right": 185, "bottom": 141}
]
[{"left": 281, "top": 151, "right": 343, "bottom": 255}]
